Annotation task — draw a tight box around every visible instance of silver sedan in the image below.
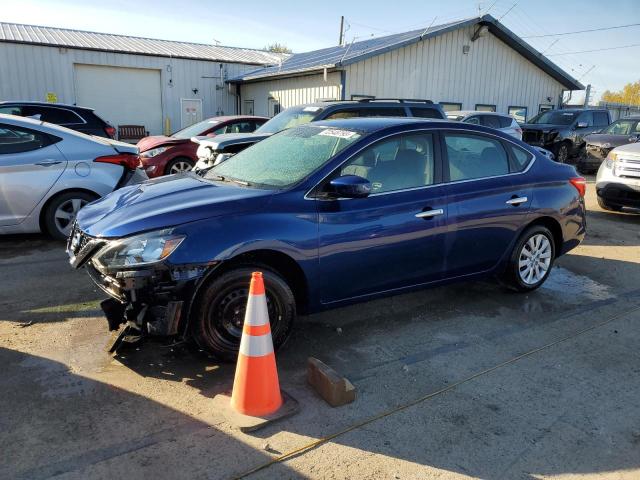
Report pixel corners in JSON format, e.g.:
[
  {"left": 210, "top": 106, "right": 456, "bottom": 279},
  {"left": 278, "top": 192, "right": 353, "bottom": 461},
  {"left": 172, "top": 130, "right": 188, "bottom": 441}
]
[{"left": 0, "top": 114, "right": 147, "bottom": 240}]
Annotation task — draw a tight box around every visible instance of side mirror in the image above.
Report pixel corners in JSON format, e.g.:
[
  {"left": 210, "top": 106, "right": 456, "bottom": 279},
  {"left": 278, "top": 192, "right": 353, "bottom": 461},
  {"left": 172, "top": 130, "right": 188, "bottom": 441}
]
[
  {"left": 576, "top": 121, "right": 588, "bottom": 128},
  {"left": 326, "top": 175, "right": 371, "bottom": 199}
]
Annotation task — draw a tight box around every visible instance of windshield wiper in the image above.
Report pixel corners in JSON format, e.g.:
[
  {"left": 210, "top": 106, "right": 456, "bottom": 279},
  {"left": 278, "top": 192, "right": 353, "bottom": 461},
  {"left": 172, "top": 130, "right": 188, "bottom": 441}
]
[{"left": 208, "top": 174, "right": 251, "bottom": 187}]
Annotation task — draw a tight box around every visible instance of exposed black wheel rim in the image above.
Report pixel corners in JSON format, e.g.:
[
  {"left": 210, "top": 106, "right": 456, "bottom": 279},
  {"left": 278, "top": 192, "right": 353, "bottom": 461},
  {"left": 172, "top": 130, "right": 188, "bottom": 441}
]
[{"left": 203, "top": 280, "right": 286, "bottom": 354}]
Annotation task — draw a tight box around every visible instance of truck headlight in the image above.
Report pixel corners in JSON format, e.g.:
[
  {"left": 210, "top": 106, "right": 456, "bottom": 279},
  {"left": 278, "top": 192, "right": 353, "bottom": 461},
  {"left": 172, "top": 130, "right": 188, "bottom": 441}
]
[
  {"left": 94, "top": 230, "right": 185, "bottom": 269},
  {"left": 605, "top": 151, "right": 618, "bottom": 169},
  {"left": 141, "top": 146, "right": 168, "bottom": 158}
]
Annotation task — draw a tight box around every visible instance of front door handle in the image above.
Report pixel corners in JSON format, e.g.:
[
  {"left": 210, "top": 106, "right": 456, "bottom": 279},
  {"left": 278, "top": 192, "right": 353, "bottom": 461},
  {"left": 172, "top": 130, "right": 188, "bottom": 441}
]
[
  {"left": 506, "top": 196, "right": 528, "bottom": 206},
  {"left": 415, "top": 208, "right": 444, "bottom": 219},
  {"left": 35, "top": 160, "right": 63, "bottom": 166}
]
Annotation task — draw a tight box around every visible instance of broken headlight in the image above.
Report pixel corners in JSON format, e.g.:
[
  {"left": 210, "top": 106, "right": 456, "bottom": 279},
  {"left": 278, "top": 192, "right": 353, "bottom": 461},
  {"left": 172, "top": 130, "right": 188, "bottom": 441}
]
[{"left": 94, "top": 230, "right": 185, "bottom": 270}]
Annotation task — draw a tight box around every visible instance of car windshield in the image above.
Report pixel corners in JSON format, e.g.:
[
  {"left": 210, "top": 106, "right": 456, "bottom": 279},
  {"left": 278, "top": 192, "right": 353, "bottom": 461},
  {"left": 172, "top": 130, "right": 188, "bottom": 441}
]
[
  {"left": 172, "top": 119, "right": 220, "bottom": 139},
  {"left": 255, "top": 106, "right": 323, "bottom": 134},
  {"left": 603, "top": 119, "right": 640, "bottom": 135},
  {"left": 205, "top": 125, "right": 362, "bottom": 189},
  {"left": 528, "top": 111, "right": 577, "bottom": 125}
]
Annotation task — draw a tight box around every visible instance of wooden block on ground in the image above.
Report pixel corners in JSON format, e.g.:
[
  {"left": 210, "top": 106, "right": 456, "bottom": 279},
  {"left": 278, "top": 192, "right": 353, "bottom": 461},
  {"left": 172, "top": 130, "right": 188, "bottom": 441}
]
[{"left": 307, "top": 357, "right": 356, "bottom": 407}]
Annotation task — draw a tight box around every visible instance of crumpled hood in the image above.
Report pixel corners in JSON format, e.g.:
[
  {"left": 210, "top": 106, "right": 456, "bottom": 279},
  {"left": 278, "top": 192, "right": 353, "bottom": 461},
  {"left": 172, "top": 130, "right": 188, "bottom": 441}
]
[
  {"left": 584, "top": 133, "right": 631, "bottom": 147},
  {"left": 76, "top": 173, "right": 273, "bottom": 238},
  {"left": 137, "top": 136, "right": 186, "bottom": 152}
]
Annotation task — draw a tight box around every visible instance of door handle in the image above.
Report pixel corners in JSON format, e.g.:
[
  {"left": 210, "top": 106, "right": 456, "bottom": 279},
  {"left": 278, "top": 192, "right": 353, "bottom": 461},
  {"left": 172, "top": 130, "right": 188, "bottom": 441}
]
[
  {"left": 35, "top": 160, "right": 63, "bottom": 166},
  {"left": 506, "top": 196, "right": 528, "bottom": 206},
  {"left": 415, "top": 208, "right": 444, "bottom": 219}
]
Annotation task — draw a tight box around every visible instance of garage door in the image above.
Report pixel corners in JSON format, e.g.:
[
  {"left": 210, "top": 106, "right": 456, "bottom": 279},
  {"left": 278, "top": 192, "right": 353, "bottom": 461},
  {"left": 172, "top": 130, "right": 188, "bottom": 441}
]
[{"left": 74, "top": 64, "right": 162, "bottom": 136}]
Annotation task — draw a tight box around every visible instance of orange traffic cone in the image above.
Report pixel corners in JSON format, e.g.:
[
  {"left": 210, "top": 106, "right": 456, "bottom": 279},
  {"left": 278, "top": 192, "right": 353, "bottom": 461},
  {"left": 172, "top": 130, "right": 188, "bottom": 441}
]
[
  {"left": 231, "top": 271, "right": 282, "bottom": 416},
  {"left": 214, "top": 272, "right": 298, "bottom": 432}
]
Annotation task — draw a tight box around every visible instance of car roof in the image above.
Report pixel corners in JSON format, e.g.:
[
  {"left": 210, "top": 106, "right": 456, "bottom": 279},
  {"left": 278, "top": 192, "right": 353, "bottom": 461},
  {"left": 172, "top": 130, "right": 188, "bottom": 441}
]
[
  {"left": 0, "top": 101, "right": 94, "bottom": 111},
  {"left": 311, "top": 116, "right": 451, "bottom": 133},
  {"left": 213, "top": 115, "right": 269, "bottom": 122},
  {"left": 300, "top": 100, "right": 440, "bottom": 109},
  {"left": 549, "top": 108, "right": 608, "bottom": 113}
]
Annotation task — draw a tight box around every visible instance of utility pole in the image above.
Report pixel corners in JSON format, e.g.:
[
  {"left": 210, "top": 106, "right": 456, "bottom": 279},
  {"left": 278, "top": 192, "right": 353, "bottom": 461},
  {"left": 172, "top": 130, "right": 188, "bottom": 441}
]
[
  {"left": 583, "top": 84, "right": 592, "bottom": 107},
  {"left": 339, "top": 16, "right": 345, "bottom": 46}
]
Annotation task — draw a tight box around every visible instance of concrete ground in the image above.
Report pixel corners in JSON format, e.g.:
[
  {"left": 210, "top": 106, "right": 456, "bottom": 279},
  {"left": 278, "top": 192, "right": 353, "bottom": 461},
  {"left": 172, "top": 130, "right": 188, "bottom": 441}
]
[{"left": 1, "top": 177, "right": 639, "bottom": 480}]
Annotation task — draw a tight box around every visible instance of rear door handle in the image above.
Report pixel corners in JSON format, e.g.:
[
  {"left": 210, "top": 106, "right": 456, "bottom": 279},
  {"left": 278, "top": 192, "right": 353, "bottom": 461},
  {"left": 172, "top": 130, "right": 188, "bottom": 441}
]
[
  {"left": 415, "top": 208, "right": 444, "bottom": 219},
  {"left": 506, "top": 196, "right": 528, "bottom": 206},
  {"left": 35, "top": 160, "right": 63, "bottom": 166}
]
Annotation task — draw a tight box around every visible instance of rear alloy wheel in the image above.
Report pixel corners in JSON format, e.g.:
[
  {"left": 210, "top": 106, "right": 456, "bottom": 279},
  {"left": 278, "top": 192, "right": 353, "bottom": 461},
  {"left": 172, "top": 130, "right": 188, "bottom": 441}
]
[
  {"left": 191, "top": 266, "right": 296, "bottom": 361},
  {"left": 165, "top": 157, "right": 194, "bottom": 175},
  {"left": 500, "top": 225, "right": 555, "bottom": 292},
  {"left": 43, "top": 191, "right": 97, "bottom": 241},
  {"left": 555, "top": 143, "right": 569, "bottom": 163}
]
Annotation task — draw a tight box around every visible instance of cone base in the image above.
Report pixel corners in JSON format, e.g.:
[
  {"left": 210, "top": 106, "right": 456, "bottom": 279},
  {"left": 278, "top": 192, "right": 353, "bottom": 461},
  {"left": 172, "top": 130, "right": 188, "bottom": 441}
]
[{"left": 214, "top": 390, "right": 299, "bottom": 433}]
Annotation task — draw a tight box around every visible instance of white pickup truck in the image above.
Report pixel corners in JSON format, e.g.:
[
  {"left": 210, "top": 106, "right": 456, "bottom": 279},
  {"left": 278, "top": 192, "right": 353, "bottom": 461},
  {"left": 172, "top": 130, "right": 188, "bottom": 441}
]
[{"left": 596, "top": 142, "right": 640, "bottom": 211}]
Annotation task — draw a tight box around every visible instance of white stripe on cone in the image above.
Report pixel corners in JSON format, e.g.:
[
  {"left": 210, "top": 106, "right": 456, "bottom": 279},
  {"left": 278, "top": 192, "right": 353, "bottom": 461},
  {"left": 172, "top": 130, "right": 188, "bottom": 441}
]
[
  {"left": 239, "top": 332, "right": 275, "bottom": 357},
  {"left": 244, "top": 293, "right": 269, "bottom": 326}
]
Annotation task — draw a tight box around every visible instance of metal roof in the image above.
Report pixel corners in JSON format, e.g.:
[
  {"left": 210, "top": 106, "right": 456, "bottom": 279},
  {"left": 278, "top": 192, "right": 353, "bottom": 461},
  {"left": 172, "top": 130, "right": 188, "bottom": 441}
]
[
  {"left": 0, "top": 22, "right": 287, "bottom": 65},
  {"left": 231, "top": 15, "right": 583, "bottom": 90}
]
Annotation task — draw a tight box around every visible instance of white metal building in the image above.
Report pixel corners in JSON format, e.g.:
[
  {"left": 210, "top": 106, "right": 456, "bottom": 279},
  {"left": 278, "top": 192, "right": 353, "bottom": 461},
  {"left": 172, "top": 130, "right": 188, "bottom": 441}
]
[
  {"left": 231, "top": 15, "right": 584, "bottom": 122},
  {"left": 0, "top": 23, "right": 285, "bottom": 135}
]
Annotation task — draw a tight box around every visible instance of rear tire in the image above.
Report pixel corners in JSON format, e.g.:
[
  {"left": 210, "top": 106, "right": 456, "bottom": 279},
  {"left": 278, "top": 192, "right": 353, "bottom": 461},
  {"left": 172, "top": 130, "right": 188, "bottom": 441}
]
[
  {"left": 43, "top": 191, "right": 97, "bottom": 241},
  {"left": 499, "top": 225, "right": 556, "bottom": 292},
  {"left": 165, "top": 157, "right": 194, "bottom": 175},
  {"left": 191, "top": 266, "right": 296, "bottom": 361},
  {"left": 597, "top": 196, "right": 623, "bottom": 212}
]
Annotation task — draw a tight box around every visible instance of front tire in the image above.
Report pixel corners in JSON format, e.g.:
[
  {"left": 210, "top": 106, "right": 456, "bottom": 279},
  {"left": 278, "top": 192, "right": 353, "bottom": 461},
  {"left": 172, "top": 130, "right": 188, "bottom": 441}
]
[
  {"left": 191, "top": 266, "right": 296, "bottom": 361},
  {"left": 165, "top": 157, "right": 194, "bottom": 175},
  {"left": 554, "top": 142, "right": 570, "bottom": 163},
  {"left": 500, "top": 225, "right": 556, "bottom": 292},
  {"left": 43, "top": 191, "right": 97, "bottom": 241}
]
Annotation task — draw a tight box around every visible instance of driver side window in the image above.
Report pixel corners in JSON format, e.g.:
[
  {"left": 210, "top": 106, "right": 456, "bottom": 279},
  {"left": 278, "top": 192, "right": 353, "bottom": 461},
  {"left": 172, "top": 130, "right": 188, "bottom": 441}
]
[{"left": 339, "top": 133, "right": 435, "bottom": 194}]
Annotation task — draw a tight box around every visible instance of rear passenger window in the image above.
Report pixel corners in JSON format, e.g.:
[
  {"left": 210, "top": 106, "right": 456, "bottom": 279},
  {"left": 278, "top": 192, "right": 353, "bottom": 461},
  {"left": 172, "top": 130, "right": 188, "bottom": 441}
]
[
  {"left": 360, "top": 107, "right": 406, "bottom": 117},
  {"left": 22, "top": 106, "right": 83, "bottom": 125},
  {"left": 0, "top": 124, "right": 52, "bottom": 155},
  {"left": 507, "top": 144, "right": 534, "bottom": 172},
  {"left": 480, "top": 115, "right": 501, "bottom": 129},
  {"left": 498, "top": 116, "right": 513, "bottom": 128},
  {"left": 444, "top": 134, "right": 509, "bottom": 181},
  {"left": 463, "top": 116, "right": 481, "bottom": 125},
  {"left": 410, "top": 107, "right": 442, "bottom": 119},
  {"left": 340, "top": 132, "right": 435, "bottom": 194},
  {"left": 325, "top": 109, "right": 360, "bottom": 119}
]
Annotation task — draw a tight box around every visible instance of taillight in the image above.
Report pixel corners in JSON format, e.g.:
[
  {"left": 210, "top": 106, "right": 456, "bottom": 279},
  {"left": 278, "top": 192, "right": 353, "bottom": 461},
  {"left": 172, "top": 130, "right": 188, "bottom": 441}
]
[
  {"left": 104, "top": 126, "right": 116, "bottom": 139},
  {"left": 570, "top": 177, "right": 586, "bottom": 197},
  {"left": 95, "top": 153, "right": 140, "bottom": 170}
]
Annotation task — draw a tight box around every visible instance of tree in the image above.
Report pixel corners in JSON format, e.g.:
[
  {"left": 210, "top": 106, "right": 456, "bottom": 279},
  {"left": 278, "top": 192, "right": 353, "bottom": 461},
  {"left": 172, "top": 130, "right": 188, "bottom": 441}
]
[
  {"left": 264, "top": 43, "right": 292, "bottom": 54},
  {"left": 601, "top": 80, "right": 640, "bottom": 106}
]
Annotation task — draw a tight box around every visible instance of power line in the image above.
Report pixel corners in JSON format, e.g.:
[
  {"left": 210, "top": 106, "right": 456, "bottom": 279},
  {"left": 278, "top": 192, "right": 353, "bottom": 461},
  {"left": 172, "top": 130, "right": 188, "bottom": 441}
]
[
  {"left": 547, "top": 43, "right": 640, "bottom": 56},
  {"left": 523, "top": 22, "right": 640, "bottom": 38}
]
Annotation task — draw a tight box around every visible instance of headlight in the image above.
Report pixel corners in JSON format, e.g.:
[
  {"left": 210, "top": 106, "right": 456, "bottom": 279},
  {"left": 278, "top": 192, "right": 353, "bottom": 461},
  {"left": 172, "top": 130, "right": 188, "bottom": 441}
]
[
  {"left": 94, "top": 230, "right": 185, "bottom": 270},
  {"left": 141, "top": 146, "right": 168, "bottom": 158},
  {"left": 605, "top": 151, "right": 618, "bottom": 169},
  {"left": 601, "top": 142, "right": 611, "bottom": 149}
]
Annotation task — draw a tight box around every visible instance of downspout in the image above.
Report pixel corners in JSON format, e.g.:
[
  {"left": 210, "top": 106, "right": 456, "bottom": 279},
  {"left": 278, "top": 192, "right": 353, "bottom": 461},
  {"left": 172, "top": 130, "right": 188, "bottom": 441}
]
[{"left": 340, "top": 70, "right": 346, "bottom": 101}]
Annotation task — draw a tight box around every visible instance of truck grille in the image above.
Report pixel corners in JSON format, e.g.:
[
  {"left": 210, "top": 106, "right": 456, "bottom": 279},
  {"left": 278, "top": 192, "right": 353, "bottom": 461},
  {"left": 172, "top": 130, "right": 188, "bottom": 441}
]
[{"left": 616, "top": 156, "right": 640, "bottom": 178}]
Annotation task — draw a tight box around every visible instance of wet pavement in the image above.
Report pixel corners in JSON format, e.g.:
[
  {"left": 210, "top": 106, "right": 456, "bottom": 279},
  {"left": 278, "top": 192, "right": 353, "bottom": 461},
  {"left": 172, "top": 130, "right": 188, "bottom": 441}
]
[{"left": 1, "top": 178, "right": 639, "bottom": 479}]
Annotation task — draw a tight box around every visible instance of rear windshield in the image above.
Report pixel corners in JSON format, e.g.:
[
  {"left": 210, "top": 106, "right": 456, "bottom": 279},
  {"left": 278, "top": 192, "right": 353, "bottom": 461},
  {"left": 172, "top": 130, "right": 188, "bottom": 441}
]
[
  {"left": 205, "top": 125, "right": 361, "bottom": 189},
  {"left": 255, "top": 105, "right": 323, "bottom": 134},
  {"left": 528, "top": 111, "right": 577, "bottom": 125}
]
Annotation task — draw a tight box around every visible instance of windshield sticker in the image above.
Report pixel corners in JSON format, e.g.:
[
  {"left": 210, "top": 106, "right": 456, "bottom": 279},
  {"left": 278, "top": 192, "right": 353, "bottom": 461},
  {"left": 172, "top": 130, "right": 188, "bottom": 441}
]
[
  {"left": 303, "top": 106, "right": 321, "bottom": 112},
  {"left": 318, "top": 128, "right": 358, "bottom": 139},
  {"left": 562, "top": 113, "right": 574, "bottom": 116}
]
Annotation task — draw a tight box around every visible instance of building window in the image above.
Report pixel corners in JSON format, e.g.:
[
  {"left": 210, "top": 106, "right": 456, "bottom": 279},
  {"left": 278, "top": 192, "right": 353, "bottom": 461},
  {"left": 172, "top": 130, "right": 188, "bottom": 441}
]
[
  {"left": 508, "top": 106, "right": 528, "bottom": 123},
  {"left": 539, "top": 104, "right": 554, "bottom": 113},
  {"left": 439, "top": 102, "right": 462, "bottom": 112},
  {"left": 475, "top": 104, "right": 496, "bottom": 112}
]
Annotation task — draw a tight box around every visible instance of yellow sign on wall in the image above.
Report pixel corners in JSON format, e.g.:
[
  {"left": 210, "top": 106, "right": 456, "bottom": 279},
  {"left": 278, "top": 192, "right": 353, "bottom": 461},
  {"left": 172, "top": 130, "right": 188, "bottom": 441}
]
[{"left": 45, "top": 92, "right": 58, "bottom": 103}]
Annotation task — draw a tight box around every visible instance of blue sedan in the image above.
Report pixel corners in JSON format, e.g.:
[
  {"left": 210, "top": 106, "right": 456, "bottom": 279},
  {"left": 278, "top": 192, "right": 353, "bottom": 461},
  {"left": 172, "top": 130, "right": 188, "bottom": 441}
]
[{"left": 68, "top": 118, "right": 586, "bottom": 359}]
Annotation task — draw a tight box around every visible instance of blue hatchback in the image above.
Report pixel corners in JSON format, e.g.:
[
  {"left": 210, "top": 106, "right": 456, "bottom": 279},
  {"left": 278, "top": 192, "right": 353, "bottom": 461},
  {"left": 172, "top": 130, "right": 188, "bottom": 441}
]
[{"left": 68, "top": 118, "right": 586, "bottom": 359}]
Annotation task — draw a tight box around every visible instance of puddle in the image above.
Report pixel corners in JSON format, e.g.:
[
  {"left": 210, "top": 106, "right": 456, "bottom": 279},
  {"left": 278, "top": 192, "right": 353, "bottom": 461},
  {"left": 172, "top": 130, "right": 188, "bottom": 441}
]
[{"left": 541, "top": 266, "right": 614, "bottom": 301}]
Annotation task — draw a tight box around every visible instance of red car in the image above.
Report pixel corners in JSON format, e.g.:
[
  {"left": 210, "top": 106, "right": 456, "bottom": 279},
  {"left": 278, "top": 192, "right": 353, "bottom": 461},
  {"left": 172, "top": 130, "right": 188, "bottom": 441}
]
[{"left": 138, "top": 115, "right": 268, "bottom": 177}]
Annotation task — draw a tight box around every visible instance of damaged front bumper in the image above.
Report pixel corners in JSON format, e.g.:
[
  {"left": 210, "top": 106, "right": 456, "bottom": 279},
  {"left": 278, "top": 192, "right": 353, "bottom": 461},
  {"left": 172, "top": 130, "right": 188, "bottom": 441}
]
[{"left": 67, "top": 224, "right": 214, "bottom": 340}]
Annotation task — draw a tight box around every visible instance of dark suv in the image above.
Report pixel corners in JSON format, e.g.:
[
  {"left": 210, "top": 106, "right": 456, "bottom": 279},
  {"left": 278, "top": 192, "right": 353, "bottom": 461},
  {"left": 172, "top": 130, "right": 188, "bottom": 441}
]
[
  {"left": 0, "top": 101, "right": 116, "bottom": 138},
  {"left": 193, "top": 99, "right": 446, "bottom": 170},
  {"left": 521, "top": 108, "right": 610, "bottom": 163}
]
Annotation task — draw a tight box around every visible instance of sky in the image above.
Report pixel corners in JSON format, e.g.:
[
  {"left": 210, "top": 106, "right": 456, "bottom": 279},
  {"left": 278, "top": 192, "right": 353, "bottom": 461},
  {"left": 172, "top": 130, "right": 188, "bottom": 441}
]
[{"left": 2, "top": 0, "right": 639, "bottom": 102}]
